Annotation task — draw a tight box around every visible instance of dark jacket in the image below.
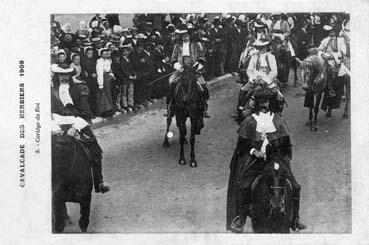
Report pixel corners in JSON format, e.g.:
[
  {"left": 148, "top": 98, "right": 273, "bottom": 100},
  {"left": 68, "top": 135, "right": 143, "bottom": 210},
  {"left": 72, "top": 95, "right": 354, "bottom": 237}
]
[
  {"left": 132, "top": 50, "right": 154, "bottom": 80},
  {"left": 51, "top": 82, "right": 92, "bottom": 121}
]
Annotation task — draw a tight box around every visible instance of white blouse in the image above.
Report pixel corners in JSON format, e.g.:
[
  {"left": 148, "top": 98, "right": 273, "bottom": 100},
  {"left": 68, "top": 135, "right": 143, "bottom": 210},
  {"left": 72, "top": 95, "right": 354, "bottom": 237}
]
[{"left": 96, "top": 58, "right": 112, "bottom": 87}]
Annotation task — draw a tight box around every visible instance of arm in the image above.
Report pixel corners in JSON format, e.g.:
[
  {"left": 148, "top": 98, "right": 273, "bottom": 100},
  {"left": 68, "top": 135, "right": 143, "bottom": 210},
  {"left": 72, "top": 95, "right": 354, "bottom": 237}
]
[
  {"left": 96, "top": 59, "right": 104, "bottom": 88},
  {"left": 170, "top": 44, "right": 180, "bottom": 64},
  {"left": 247, "top": 55, "right": 257, "bottom": 82},
  {"left": 267, "top": 54, "right": 278, "bottom": 81}
]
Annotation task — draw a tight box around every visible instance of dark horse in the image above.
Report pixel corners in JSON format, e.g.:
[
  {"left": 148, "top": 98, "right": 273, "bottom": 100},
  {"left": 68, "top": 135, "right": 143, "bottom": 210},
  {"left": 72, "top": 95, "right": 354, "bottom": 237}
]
[
  {"left": 270, "top": 37, "right": 291, "bottom": 87},
  {"left": 52, "top": 134, "right": 93, "bottom": 233},
  {"left": 296, "top": 53, "right": 350, "bottom": 131},
  {"left": 162, "top": 68, "right": 206, "bottom": 168},
  {"left": 249, "top": 154, "right": 294, "bottom": 233}
]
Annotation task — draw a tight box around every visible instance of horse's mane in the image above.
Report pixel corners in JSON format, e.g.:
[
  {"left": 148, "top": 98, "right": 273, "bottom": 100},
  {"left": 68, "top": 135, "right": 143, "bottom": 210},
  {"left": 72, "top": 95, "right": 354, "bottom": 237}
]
[{"left": 302, "top": 53, "right": 324, "bottom": 71}]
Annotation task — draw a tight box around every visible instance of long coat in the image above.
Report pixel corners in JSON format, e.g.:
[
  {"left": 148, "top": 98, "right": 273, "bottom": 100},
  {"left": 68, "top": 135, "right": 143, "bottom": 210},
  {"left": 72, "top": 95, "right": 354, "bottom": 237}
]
[{"left": 226, "top": 113, "right": 292, "bottom": 230}]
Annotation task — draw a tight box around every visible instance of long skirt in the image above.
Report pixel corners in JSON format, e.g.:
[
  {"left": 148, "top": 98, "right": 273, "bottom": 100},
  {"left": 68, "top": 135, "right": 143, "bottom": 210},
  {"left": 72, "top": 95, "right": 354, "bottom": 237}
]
[{"left": 97, "top": 72, "right": 113, "bottom": 116}]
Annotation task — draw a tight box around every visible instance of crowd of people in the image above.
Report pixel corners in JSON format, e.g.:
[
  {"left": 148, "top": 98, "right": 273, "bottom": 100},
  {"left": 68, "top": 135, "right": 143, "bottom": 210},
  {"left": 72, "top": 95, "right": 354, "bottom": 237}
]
[{"left": 50, "top": 13, "right": 350, "bottom": 123}]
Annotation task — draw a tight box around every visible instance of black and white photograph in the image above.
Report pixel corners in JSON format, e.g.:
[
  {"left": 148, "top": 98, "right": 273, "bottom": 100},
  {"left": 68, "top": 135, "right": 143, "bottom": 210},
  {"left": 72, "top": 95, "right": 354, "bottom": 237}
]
[
  {"left": 1, "top": 0, "right": 369, "bottom": 244},
  {"left": 50, "top": 12, "right": 351, "bottom": 233}
]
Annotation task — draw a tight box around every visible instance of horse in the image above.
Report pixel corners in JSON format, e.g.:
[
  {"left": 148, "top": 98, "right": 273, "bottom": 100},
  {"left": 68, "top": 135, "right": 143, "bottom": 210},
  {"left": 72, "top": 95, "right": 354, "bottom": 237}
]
[
  {"left": 296, "top": 52, "right": 350, "bottom": 131},
  {"left": 162, "top": 68, "right": 206, "bottom": 168},
  {"left": 249, "top": 154, "right": 294, "bottom": 233},
  {"left": 52, "top": 134, "right": 93, "bottom": 233}
]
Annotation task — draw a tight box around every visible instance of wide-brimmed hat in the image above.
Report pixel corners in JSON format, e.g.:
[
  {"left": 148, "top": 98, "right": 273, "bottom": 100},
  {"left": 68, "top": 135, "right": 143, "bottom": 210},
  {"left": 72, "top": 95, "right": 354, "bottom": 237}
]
[
  {"left": 121, "top": 44, "right": 133, "bottom": 51},
  {"left": 98, "top": 47, "right": 110, "bottom": 56},
  {"left": 91, "top": 37, "right": 103, "bottom": 44},
  {"left": 83, "top": 46, "right": 94, "bottom": 53},
  {"left": 70, "top": 52, "right": 80, "bottom": 60},
  {"left": 57, "top": 49, "right": 67, "bottom": 56},
  {"left": 254, "top": 88, "right": 273, "bottom": 101}
]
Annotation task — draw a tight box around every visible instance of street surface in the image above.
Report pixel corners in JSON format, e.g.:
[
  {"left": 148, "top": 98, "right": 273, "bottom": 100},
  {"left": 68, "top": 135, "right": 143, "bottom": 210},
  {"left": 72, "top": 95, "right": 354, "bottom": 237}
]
[{"left": 63, "top": 72, "right": 351, "bottom": 233}]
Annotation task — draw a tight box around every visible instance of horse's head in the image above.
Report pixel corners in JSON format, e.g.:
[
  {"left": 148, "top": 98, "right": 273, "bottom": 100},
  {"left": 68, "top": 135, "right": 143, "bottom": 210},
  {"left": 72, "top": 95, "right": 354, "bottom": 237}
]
[
  {"left": 296, "top": 58, "right": 314, "bottom": 91},
  {"left": 177, "top": 68, "right": 198, "bottom": 104},
  {"left": 263, "top": 156, "right": 289, "bottom": 217}
]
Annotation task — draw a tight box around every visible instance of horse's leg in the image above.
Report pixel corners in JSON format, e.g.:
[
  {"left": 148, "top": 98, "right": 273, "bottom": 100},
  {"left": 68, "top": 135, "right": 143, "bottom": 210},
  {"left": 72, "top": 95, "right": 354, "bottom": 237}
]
[
  {"left": 311, "top": 93, "right": 322, "bottom": 131},
  {"left": 189, "top": 117, "right": 198, "bottom": 168},
  {"left": 343, "top": 75, "right": 350, "bottom": 119},
  {"left": 306, "top": 107, "right": 313, "bottom": 127},
  {"left": 293, "top": 60, "right": 298, "bottom": 87},
  {"left": 53, "top": 198, "right": 66, "bottom": 233},
  {"left": 162, "top": 115, "right": 172, "bottom": 148},
  {"left": 79, "top": 195, "right": 91, "bottom": 233},
  {"left": 178, "top": 117, "right": 187, "bottom": 165}
]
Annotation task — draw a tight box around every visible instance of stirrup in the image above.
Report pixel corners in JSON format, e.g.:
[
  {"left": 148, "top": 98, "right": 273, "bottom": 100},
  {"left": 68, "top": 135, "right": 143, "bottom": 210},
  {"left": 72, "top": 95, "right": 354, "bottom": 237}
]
[{"left": 230, "top": 215, "right": 246, "bottom": 233}]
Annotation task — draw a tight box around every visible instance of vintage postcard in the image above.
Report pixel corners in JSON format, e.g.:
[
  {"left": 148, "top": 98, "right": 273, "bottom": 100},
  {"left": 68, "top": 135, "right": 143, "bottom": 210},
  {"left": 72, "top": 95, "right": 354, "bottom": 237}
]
[{"left": 1, "top": 0, "right": 369, "bottom": 244}]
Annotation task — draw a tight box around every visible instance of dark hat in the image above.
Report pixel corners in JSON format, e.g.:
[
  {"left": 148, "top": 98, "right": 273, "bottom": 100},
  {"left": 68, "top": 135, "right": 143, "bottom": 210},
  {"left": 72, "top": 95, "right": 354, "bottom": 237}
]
[
  {"left": 82, "top": 39, "right": 93, "bottom": 46},
  {"left": 166, "top": 24, "right": 175, "bottom": 32},
  {"left": 145, "top": 21, "right": 153, "bottom": 27},
  {"left": 91, "top": 37, "right": 103, "bottom": 43},
  {"left": 121, "top": 44, "right": 133, "bottom": 51},
  {"left": 154, "top": 38, "right": 164, "bottom": 45},
  {"left": 235, "top": 19, "right": 243, "bottom": 27},
  {"left": 110, "top": 35, "right": 121, "bottom": 43},
  {"left": 254, "top": 87, "right": 273, "bottom": 101}
]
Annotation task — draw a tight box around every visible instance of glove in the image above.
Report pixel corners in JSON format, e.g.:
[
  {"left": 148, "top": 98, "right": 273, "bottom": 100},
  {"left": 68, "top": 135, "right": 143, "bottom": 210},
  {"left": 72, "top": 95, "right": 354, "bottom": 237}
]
[{"left": 173, "top": 62, "right": 182, "bottom": 71}]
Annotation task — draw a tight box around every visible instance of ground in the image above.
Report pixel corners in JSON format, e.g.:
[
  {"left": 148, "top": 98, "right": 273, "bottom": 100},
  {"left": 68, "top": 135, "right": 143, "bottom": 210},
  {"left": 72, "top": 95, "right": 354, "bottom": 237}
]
[{"left": 62, "top": 72, "right": 351, "bottom": 233}]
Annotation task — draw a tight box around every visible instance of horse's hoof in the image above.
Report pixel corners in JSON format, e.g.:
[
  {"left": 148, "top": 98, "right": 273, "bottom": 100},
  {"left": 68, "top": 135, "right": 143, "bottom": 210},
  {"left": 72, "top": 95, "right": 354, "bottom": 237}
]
[
  {"left": 64, "top": 216, "right": 72, "bottom": 226},
  {"left": 305, "top": 121, "right": 312, "bottom": 127},
  {"left": 179, "top": 159, "right": 186, "bottom": 165},
  {"left": 310, "top": 126, "right": 317, "bottom": 132},
  {"left": 81, "top": 228, "right": 87, "bottom": 233},
  {"left": 190, "top": 160, "right": 198, "bottom": 168},
  {"left": 343, "top": 113, "right": 349, "bottom": 119},
  {"left": 162, "top": 141, "right": 170, "bottom": 148}
]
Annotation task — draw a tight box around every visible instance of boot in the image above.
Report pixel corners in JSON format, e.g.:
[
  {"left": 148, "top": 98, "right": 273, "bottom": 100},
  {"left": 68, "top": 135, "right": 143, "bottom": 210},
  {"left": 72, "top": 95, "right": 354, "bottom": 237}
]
[
  {"left": 92, "top": 160, "right": 110, "bottom": 194},
  {"left": 230, "top": 215, "right": 246, "bottom": 233},
  {"left": 230, "top": 189, "right": 250, "bottom": 233},
  {"left": 291, "top": 197, "right": 307, "bottom": 231}
]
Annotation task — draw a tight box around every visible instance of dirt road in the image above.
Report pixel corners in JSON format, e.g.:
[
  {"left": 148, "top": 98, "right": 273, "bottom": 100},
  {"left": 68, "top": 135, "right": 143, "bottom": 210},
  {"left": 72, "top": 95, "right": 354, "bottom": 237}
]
[{"left": 63, "top": 75, "right": 350, "bottom": 233}]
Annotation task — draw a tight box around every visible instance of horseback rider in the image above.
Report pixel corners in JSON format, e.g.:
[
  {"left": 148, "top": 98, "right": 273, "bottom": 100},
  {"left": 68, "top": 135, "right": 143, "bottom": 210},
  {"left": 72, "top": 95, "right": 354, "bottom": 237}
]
[
  {"left": 238, "top": 38, "right": 284, "bottom": 115},
  {"left": 51, "top": 63, "right": 110, "bottom": 194},
  {"left": 168, "top": 29, "right": 210, "bottom": 118},
  {"left": 270, "top": 13, "right": 296, "bottom": 57},
  {"left": 227, "top": 88, "right": 306, "bottom": 233},
  {"left": 317, "top": 24, "right": 348, "bottom": 97}
]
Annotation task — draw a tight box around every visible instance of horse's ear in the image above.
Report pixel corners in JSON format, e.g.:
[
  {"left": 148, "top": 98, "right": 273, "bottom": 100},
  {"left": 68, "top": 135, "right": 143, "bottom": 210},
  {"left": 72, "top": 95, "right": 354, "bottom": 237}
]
[{"left": 295, "top": 57, "right": 303, "bottom": 66}]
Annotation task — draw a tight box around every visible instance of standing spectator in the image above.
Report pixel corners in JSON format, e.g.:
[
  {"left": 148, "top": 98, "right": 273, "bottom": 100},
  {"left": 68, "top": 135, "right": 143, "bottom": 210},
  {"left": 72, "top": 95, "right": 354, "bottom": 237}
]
[
  {"left": 210, "top": 16, "right": 226, "bottom": 76},
  {"left": 227, "top": 19, "right": 246, "bottom": 73},
  {"left": 132, "top": 38, "right": 154, "bottom": 108},
  {"left": 81, "top": 46, "right": 99, "bottom": 119},
  {"left": 120, "top": 45, "right": 136, "bottom": 112},
  {"left": 96, "top": 48, "right": 115, "bottom": 117}
]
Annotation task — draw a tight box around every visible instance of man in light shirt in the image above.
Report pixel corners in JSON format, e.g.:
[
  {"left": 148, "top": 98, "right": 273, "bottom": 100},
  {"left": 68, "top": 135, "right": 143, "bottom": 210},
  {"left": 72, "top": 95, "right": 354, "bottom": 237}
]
[
  {"left": 237, "top": 39, "right": 284, "bottom": 115},
  {"left": 169, "top": 29, "right": 210, "bottom": 117}
]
